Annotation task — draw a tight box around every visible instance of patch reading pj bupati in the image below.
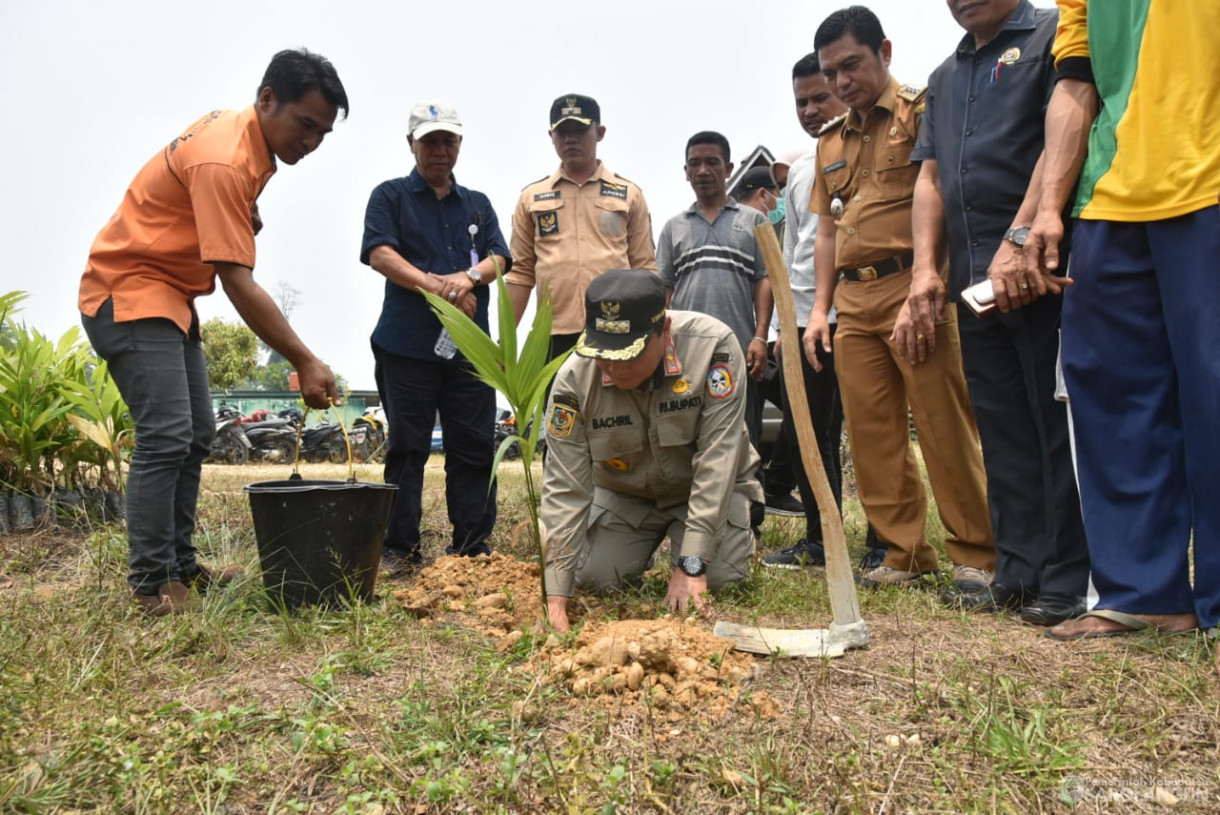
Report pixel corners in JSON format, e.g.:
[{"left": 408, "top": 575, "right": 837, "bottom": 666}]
[
  {"left": 547, "top": 403, "right": 577, "bottom": 438},
  {"left": 534, "top": 190, "right": 561, "bottom": 201},
  {"left": 553, "top": 393, "right": 579, "bottom": 409},
  {"left": 599, "top": 180, "right": 628, "bottom": 199},
  {"left": 537, "top": 211, "right": 559, "bottom": 236},
  {"left": 710, "top": 352, "right": 730, "bottom": 364},
  {"left": 707, "top": 364, "right": 734, "bottom": 399}
]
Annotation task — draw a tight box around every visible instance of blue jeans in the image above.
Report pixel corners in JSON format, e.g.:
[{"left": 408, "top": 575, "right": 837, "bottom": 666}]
[{"left": 82, "top": 299, "right": 215, "bottom": 594}]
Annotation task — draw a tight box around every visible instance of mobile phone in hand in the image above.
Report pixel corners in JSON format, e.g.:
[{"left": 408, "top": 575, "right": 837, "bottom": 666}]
[{"left": 961, "top": 279, "right": 997, "bottom": 316}]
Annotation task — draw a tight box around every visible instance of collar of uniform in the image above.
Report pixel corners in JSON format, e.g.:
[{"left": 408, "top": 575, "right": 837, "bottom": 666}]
[
  {"left": 242, "top": 105, "right": 277, "bottom": 175},
  {"left": 551, "top": 159, "right": 607, "bottom": 187},
  {"left": 954, "top": 0, "right": 1037, "bottom": 56},
  {"left": 844, "top": 77, "right": 900, "bottom": 133},
  {"left": 683, "top": 197, "right": 740, "bottom": 216},
  {"left": 405, "top": 166, "right": 465, "bottom": 199}
]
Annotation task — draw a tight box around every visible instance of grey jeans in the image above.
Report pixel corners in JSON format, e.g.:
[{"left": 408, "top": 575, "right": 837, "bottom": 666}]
[{"left": 82, "top": 299, "right": 215, "bottom": 594}]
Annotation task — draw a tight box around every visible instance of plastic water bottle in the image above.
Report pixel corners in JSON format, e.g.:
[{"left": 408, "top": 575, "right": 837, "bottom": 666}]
[{"left": 434, "top": 328, "right": 458, "bottom": 360}]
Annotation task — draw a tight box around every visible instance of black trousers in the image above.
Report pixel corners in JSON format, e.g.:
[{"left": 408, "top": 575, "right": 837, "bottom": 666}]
[
  {"left": 373, "top": 346, "right": 497, "bottom": 555},
  {"left": 958, "top": 295, "right": 1088, "bottom": 596},
  {"left": 780, "top": 325, "right": 846, "bottom": 544}
]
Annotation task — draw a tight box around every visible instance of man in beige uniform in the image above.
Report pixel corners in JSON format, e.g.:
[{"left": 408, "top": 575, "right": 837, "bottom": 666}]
[
  {"left": 803, "top": 6, "right": 994, "bottom": 592},
  {"left": 506, "top": 94, "right": 656, "bottom": 360},
  {"left": 542, "top": 269, "right": 762, "bottom": 632}
]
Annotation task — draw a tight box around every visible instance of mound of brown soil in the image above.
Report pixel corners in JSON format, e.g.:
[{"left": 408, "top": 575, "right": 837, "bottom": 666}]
[
  {"left": 533, "top": 618, "right": 760, "bottom": 717},
  {"left": 392, "top": 555, "right": 765, "bottom": 717},
  {"left": 390, "top": 552, "right": 545, "bottom": 636}
]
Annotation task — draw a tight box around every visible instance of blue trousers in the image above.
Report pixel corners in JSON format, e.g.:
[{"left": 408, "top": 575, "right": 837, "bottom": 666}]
[
  {"left": 1062, "top": 206, "right": 1220, "bottom": 627},
  {"left": 373, "top": 346, "right": 497, "bottom": 555},
  {"left": 82, "top": 299, "right": 214, "bottom": 593}
]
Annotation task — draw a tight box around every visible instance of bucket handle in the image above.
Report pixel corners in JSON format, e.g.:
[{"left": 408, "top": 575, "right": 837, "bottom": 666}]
[{"left": 290, "top": 401, "right": 357, "bottom": 484}]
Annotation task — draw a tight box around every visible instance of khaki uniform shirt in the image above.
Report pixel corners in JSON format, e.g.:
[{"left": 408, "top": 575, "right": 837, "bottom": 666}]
[
  {"left": 505, "top": 162, "right": 656, "bottom": 335},
  {"left": 811, "top": 78, "right": 926, "bottom": 271},
  {"left": 541, "top": 311, "right": 762, "bottom": 596}
]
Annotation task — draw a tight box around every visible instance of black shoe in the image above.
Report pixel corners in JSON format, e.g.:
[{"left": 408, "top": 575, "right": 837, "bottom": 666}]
[
  {"left": 381, "top": 548, "right": 422, "bottom": 578},
  {"left": 942, "top": 581, "right": 1026, "bottom": 613},
  {"left": 445, "top": 542, "right": 492, "bottom": 558},
  {"left": 1020, "top": 594, "right": 1086, "bottom": 627},
  {"left": 764, "top": 492, "right": 805, "bottom": 517},
  {"left": 858, "top": 547, "right": 887, "bottom": 572},
  {"left": 761, "top": 538, "right": 826, "bottom": 569}
]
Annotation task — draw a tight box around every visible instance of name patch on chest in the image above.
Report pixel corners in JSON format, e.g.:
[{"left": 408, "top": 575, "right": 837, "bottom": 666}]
[
  {"left": 658, "top": 396, "right": 702, "bottom": 414},
  {"left": 537, "top": 211, "right": 559, "bottom": 236},
  {"left": 823, "top": 159, "right": 847, "bottom": 174},
  {"left": 534, "top": 190, "right": 561, "bottom": 202},
  {"left": 599, "top": 181, "right": 628, "bottom": 200},
  {"left": 592, "top": 414, "right": 633, "bottom": 430}
]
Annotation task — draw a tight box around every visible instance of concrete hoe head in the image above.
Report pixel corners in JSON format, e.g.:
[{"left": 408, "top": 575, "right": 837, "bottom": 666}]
[{"left": 714, "top": 620, "right": 870, "bottom": 658}]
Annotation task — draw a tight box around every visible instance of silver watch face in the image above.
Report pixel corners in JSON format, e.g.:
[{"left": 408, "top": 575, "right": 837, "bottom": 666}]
[{"left": 1007, "top": 226, "right": 1031, "bottom": 247}]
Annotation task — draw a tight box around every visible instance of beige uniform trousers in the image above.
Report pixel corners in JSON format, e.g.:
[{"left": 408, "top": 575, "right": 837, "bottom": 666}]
[
  {"left": 833, "top": 269, "right": 995, "bottom": 573},
  {"left": 574, "top": 489, "right": 754, "bottom": 593}
]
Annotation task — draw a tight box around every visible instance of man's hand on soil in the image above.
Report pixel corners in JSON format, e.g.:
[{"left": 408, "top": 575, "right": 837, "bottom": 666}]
[
  {"left": 546, "top": 595, "right": 571, "bottom": 633},
  {"left": 665, "top": 570, "right": 709, "bottom": 615}
]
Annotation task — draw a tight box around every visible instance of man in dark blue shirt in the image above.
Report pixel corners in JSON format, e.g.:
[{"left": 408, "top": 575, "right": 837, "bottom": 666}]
[
  {"left": 898, "top": 0, "right": 1088, "bottom": 625},
  {"left": 360, "top": 100, "right": 511, "bottom": 569}
]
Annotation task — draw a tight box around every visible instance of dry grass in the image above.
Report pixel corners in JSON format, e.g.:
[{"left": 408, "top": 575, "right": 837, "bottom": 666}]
[{"left": 0, "top": 458, "right": 1217, "bottom": 814}]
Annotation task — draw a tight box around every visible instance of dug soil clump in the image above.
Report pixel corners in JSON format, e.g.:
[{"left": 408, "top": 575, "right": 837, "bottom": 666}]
[
  {"left": 392, "top": 555, "right": 764, "bottom": 716},
  {"left": 391, "top": 552, "right": 545, "bottom": 636},
  {"left": 536, "top": 619, "right": 759, "bottom": 717}
]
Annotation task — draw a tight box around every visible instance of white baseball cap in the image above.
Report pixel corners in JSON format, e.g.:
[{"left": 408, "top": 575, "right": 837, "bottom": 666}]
[{"left": 408, "top": 101, "right": 462, "bottom": 140}]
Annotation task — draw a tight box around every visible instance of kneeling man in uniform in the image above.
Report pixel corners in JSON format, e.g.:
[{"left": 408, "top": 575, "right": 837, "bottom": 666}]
[{"left": 541, "top": 268, "right": 763, "bottom": 632}]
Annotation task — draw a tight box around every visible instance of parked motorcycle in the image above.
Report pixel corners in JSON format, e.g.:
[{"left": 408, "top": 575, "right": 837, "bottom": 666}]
[
  {"left": 207, "top": 405, "right": 250, "bottom": 465},
  {"left": 351, "top": 407, "right": 387, "bottom": 463},
  {"left": 241, "top": 415, "right": 298, "bottom": 463},
  {"left": 494, "top": 409, "right": 520, "bottom": 460},
  {"left": 297, "top": 419, "right": 350, "bottom": 463}
]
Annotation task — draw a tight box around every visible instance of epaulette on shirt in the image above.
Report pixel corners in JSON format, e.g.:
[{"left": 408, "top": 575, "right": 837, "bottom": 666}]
[
  {"left": 818, "top": 113, "right": 847, "bottom": 136},
  {"left": 897, "top": 84, "right": 927, "bottom": 115},
  {"left": 519, "top": 175, "right": 551, "bottom": 192}
]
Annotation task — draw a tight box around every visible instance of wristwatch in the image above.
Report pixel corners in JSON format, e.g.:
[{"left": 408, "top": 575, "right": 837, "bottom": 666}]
[
  {"left": 677, "top": 555, "right": 707, "bottom": 577},
  {"left": 1003, "top": 226, "right": 1031, "bottom": 247},
  {"left": 465, "top": 267, "right": 482, "bottom": 286}
]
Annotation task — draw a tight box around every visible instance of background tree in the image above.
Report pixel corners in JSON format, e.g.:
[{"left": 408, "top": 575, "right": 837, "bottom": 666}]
[{"left": 201, "top": 318, "right": 258, "bottom": 391}]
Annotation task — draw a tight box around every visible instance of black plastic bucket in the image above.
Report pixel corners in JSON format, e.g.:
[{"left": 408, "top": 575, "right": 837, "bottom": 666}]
[{"left": 244, "top": 479, "right": 397, "bottom": 608}]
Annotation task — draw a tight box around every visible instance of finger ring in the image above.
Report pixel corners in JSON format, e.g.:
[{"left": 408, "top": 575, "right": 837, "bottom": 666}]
[
  {"left": 448, "top": 291, "right": 457, "bottom": 301},
  {"left": 1019, "top": 282, "right": 1029, "bottom": 291},
  {"left": 917, "top": 333, "right": 926, "bottom": 341}
]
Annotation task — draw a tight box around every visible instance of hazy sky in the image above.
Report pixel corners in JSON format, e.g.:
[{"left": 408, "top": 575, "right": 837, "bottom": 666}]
[{"left": 1, "top": 0, "right": 1053, "bottom": 390}]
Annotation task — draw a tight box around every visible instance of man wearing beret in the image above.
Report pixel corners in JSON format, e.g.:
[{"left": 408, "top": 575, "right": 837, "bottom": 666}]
[{"left": 541, "top": 269, "right": 762, "bottom": 632}]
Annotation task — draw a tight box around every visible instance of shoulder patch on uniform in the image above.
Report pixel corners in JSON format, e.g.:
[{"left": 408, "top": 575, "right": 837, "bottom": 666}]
[
  {"left": 547, "top": 403, "right": 578, "bottom": 439},
  {"left": 822, "top": 159, "right": 847, "bottom": 174},
  {"left": 599, "top": 180, "right": 628, "bottom": 200},
  {"left": 896, "top": 84, "right": 926, "bottom": 103},
  {"left": 707, "top": 363, "right": 735, "bottom": 399},
  {"left": 533, "top": 190, "right": 561, "bottom": 201},
  {"left": 818, "top": 114, "right": 847, "bottom": 136},
  {"left": 710, "top": 352, "right": 730, "bottom": 364},
  {"left": 553, "top": 393, "right": 579, "bottom": 410}
]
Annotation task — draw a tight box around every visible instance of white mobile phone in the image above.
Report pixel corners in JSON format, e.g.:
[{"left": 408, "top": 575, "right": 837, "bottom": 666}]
[{"left": 961, "top": 279, "right": 997, "bottom": 316}]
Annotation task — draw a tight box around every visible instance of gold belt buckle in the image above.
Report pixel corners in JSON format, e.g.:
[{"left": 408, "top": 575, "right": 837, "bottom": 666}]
[{"left": 856, "top": 265, "right": 877, "bottom": 282}]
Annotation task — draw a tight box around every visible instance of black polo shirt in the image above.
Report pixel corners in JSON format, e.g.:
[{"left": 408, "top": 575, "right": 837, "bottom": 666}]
[{"left": 911, "top": 0, "right": 1061, "bottom": 299}]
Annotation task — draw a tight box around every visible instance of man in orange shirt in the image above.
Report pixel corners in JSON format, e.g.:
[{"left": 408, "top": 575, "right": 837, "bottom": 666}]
[{"left": 79, "top": 49, "right": 348, "bottom": 617}]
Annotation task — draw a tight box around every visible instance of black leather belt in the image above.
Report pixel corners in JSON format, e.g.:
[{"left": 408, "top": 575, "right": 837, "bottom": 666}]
[{"left": 840, "top": 252, "right": 914, "bottom": 282}]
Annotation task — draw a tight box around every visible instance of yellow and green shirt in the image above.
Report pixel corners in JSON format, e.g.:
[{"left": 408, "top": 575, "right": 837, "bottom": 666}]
[{"left": 1053, "top": 0, "right": 1220, "bottom": 221}]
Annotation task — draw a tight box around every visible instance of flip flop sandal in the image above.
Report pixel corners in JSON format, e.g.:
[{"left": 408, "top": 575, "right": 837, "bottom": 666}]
[{"left": 1045, "top": 609, "right": 1196, "bottom": 641}]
